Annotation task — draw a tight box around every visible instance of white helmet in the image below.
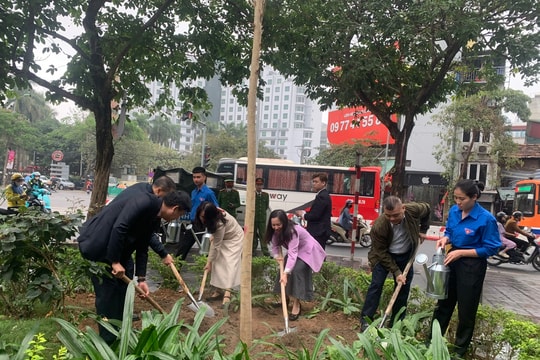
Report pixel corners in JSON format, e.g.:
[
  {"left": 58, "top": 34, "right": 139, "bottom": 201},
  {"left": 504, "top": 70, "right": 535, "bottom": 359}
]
[{"left": 32, "top": 171, "right": 41, "bottom": 177}]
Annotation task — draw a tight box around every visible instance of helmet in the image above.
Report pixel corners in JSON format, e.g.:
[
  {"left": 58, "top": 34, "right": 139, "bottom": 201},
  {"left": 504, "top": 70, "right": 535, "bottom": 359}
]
[
  {"left": 31, "top": 171, "right": 41, "bottom": 177},
  {"left": 496, "top": 212, "right": 507, "bottom": 222},
  {"left": 11, "top": 173, "right": 23, "bottom": 181},
  {"left": 512, "top": 211, "right": 523, "bottom": 219},
  {"left": 346, "top": 199, "right": 354, "bottom": 205}
]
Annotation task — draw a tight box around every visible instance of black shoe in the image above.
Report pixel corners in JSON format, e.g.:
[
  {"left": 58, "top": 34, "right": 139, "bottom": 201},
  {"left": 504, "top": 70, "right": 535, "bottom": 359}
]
[
  {"left": 289, "top": 303, "right": 301, "bottom": 321},
  {"left": 360, "top": 320, "right": 369, "bottom": 332}
]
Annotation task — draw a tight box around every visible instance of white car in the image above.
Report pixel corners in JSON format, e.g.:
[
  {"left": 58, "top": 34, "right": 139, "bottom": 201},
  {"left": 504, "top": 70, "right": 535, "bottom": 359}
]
[{"left": 52, "top": 177, "right": 75, "bottom": 190}]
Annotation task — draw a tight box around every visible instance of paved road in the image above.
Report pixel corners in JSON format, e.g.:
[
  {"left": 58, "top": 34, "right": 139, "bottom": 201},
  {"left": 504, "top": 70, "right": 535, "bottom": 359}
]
[{"left": 50, "top": 192, "right": 540, "bottom": 323}]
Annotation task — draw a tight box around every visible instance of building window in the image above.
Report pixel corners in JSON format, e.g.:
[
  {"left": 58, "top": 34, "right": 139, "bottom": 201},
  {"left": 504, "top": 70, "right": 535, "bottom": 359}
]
[
  {"left": 274, "top": 105, "right": 279, "bottom": 110},
  {"left": 274, "top": 96, "right": 279, "bottom": 101},
  {"left": 279, "top": 140, "right": 285, "bottom": 145},
  {"left": 265, "top": 96, "right": 270, "bottom": 102},
  {"left": 264, "top": 105, "right": 269, "bottom": 111},
  {"left": 273, "top": 114, "right": 278, "bottom": 119},
  {"left": 285, "top": 86, "right": 290, "bottom": 92},
  {"left": 275, "top": 86, "right": 280, "bottom": 92},
  {"left": 221, "top": 99, "right": 225, "bottom": 104},
  {"left": 283, "top": 113, "right": 288, "bottom": 119},
  {"left": 283, "top": 104, "right": 289, "bottom": 110},
  {"left": 272, "top": 123, "right": 278, "bottom": 128},
  {"left": 295, "top": 105, "right": 304, "bottom": 112},
  {"left": 284, "top": 95, "right": 289, "bottom": 101},
  {"left": 236, "top": 115, "right": 242, "bottom": 121},
  {"left": 229, "top": 98, "right": 234, "bottom": 104},
  {"left": 296, "top": 95, "right": 305, "bottom": 103},
  {"left": 280, "top": 131, "right": 286, "bottom": 136}
]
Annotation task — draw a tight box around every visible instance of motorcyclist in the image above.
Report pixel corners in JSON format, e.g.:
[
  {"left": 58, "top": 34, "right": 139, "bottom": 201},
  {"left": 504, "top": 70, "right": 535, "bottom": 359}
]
[
  {"left": 28, "top": 171, "right": 45, "bottom": 192},
  {"left": 338, "top": 199, "right": 353, "bottom": 239},
  {"left": 4, "top": 173, "right": 28, "bottom": 212},
  {"left": 495, "top": 212, "right": 521, "bottom": 262},
  {"left": 504, "top": 211, "right": 535, "bottom": 252}
]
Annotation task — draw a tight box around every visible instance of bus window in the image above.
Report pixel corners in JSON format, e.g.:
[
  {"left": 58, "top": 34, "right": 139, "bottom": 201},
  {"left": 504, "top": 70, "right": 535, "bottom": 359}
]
[
  {"left": 267, "top": 168, "right": 297, "bottom": 190},
  {"left": 299, "top": 171, "right": 325, "bottom": 192},
  {"left": 514, "top": 183, "right": 536, "bottom": 216},
  {"left": 332, "top": 171, "right": 354, "bottom": 195},
  {"left": 360, "top": 172, "right": 376, "bottom": 196},
  {"left": 236, "top": 164, "right": 263, "bottom": 184}
]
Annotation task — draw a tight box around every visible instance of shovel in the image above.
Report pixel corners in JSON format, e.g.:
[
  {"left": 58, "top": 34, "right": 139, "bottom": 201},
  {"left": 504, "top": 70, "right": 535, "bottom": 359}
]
[
  {"left": 169, "top": 263, "right": 215, "bottom": 318},
  {"left": 277, "top": 249, "right": 297, "bottom": 336},
  {"left": 378, "top": 255, "right": 415, "bottom": 328},
  {"left": 121, "top": 275, "right": 166, "bottom": 314},
  {"left": 196, "top": 269, "right": 209, "bottom": 302}
]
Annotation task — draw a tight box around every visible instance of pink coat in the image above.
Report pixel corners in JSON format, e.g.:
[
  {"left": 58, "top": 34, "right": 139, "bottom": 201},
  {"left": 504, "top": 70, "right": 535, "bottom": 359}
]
[{"left": 271, "top": 224, "right": 326, "bottom": 273}]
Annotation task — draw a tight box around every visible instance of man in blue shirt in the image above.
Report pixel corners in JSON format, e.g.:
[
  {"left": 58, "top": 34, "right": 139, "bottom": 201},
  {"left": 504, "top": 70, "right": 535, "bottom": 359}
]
[{"left": 176, "top": 166, "right": 219, "bottom": 259}]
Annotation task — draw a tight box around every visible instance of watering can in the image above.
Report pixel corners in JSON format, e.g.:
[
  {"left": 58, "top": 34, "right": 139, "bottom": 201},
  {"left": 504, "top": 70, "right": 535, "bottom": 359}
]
[
  {"left": 166, "top": 219, "right": 181, "bottom": 244},
  {"left": 415, "top": 247, "right": 450, "bottom": 299},
  {"left": 199, "top": 232, "right": 212, "bottom": 255}
]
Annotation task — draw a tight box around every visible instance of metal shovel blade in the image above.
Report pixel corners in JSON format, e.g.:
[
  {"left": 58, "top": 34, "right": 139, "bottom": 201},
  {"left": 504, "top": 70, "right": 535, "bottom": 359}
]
[
  {"left": 277, "top": 318, "right": 297, "bottom": 336},
  {"left": 187, "top": 301, "right": 215, "bottom": 317}
]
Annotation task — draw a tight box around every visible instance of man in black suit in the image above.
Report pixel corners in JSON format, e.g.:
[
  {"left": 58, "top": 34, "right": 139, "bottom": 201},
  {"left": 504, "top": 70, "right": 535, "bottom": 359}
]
[
  {"left": 296, "top": 173, "right": 332, "bottom": 249},
  {"left": 78, "top": 190, "right": 191, "bottom": 344}
]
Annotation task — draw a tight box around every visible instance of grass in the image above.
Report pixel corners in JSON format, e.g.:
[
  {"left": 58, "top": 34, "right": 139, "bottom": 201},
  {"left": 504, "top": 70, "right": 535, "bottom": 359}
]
[{"left": 0, "top": 316, "right": 63, "bottom": 358}]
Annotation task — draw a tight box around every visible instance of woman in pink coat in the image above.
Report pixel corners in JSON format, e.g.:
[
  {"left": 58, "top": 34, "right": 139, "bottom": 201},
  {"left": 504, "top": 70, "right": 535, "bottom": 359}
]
[{"left": 264, "top": 209, "right": 326, "bottom": 321}]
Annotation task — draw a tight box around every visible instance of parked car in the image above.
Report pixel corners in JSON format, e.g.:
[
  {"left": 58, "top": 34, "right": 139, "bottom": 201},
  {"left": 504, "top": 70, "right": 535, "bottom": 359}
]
[
  {"left": 40, "top": 175, "right": 52, "bottom": 186},
  {"left": 50, "top": 177, "right": 75, "bottom": 190}
]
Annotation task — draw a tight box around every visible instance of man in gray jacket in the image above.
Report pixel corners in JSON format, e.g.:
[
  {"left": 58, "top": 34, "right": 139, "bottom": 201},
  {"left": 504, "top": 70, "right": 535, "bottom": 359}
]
[{"left": 360, "top": 196, "right": 431, "bottom": 331}]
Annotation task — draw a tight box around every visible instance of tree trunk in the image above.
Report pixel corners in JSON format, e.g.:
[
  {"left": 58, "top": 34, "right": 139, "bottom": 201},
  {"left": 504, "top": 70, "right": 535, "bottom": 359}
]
[
  {"left": 240, "top": 0, "right": 265, "bottom": 346},
  {"left": 88, "top": 104, "right": 114, "bottom": 218},
  {"left": 390, "top": 113, "right": 415, "bottom": 197}
]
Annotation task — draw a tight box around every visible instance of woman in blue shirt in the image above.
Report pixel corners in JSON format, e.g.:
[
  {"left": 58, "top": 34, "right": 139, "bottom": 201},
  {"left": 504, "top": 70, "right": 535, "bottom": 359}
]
[{"left": 431, "top": 179, "right": 500, "bottom": 358}]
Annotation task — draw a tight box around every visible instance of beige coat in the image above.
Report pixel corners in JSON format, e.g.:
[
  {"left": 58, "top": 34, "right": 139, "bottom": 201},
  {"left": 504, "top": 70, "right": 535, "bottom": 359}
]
[{"left": 208, "top": 211, "right": 244, "bottom": 290}]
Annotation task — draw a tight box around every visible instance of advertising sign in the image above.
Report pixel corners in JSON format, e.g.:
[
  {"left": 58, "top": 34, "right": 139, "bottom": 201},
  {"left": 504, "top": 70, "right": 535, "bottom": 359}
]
[{"left": 327, "top": 107, "right": 397, "bottom": 146}]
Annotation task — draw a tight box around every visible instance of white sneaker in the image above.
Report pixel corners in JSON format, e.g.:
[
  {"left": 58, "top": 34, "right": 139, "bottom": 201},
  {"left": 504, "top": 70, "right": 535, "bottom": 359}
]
[{"left": 498, "top": 251, "right": 509, "bottom": 259}]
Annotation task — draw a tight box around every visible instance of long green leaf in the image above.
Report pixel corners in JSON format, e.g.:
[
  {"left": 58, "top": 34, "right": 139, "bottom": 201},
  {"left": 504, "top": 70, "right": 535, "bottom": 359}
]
[{"left": 118, "top": 281, "right": 135, "bottom": 358}]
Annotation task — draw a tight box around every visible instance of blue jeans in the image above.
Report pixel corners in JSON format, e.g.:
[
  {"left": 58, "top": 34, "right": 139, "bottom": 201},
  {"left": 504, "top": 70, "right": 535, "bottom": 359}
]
[{"left": 360, "top": 251, "right": 413, "bottom": 325}]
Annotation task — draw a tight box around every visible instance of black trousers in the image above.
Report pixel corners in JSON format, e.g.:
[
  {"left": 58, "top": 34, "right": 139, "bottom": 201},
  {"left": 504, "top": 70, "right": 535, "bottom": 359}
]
[
  {"left": 175, "top": 222, "right": 204, "bottom": 260},
  {"left": 432, "top": 256, "right": 487, "bottom": 357},
  {"left": 91, "top": 262, "right": 133, "bottom": 344},
  {"left": 360, "top": 251, "right": 413, "bottom": 325}
]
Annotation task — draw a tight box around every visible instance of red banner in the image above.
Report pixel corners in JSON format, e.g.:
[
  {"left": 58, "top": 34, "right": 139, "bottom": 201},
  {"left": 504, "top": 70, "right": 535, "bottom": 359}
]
[
  {"left": 327, "top": 107, "right": 397, "bottom": 146},
  {"left": 6, "top": 149, "right": 15, "bottom": 170}
]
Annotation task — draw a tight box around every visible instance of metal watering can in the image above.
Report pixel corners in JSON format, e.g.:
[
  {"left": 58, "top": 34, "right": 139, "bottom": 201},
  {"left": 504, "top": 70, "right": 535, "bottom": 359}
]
[
  {"left": 199, "top": 232, "right": 212, "bottom": 255},
  {"left": 166, "top": 219, "right": 181, "bottom": 244},
  {"left": 415, "top": 247, "right": 450, "bottom": 300}
]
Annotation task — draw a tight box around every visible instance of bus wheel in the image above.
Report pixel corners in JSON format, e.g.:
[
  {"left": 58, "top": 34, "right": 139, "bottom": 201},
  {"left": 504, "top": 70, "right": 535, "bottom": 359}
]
[
  {"left": 359, "top": 234, "right": 372, "bottom": 248},
  {"left": 487, "top": 256, "right": 502, "bottom": 267}
]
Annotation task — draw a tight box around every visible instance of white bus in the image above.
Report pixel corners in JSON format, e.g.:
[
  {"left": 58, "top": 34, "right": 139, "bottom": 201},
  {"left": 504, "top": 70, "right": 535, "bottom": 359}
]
[{"left": 216, "top": 157, "right": 382, "bottom": 224}]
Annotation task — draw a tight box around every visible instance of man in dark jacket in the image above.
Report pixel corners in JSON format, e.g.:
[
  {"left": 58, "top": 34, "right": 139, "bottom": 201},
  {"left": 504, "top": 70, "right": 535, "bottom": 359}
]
[
  {"left": 360, "top": 196, "right": 431, "bottom": 330},
  {"left": 78, "top": 190, "right": 191, "bottom": 344},
  {"left": 296, "top": 173, "right": 332, "bottom": 249}
]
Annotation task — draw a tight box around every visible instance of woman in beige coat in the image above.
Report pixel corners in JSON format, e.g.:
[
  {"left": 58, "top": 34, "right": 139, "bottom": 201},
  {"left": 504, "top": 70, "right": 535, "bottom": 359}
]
[{"left": 194, "top": 201, "right": 243, "bottom": 306}]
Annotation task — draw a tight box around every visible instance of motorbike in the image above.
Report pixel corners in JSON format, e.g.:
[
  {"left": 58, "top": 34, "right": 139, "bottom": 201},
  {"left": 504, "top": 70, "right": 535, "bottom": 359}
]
[
  {"left": 487, "top": 232, "right": 540, "bottom": 271},
  {"left": 26, "top": 187, "right": 52, "bottom": 213},
  {"left": 327, "top": 214, "right": 372, "bottom": 247}
]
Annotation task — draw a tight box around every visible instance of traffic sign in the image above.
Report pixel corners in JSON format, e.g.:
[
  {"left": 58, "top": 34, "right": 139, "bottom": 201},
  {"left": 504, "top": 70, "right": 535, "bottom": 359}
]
[{"left": 51, "top": 150, "right": 64, "bottom": 162}]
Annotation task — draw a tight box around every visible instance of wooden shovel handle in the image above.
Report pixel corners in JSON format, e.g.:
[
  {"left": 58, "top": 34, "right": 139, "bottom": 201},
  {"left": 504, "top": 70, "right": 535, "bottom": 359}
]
[
  {"left": 382, "top": 256, "right": 414, "bottom": 319},
  {"left": 121, "top": 275, "right": 166, "bottom": 314},
  {"left": 198, "top": 269, "right": 209, "bottom": 302},
  {"left": 278, "top": 249, "right": 289, "bottom": 322}
]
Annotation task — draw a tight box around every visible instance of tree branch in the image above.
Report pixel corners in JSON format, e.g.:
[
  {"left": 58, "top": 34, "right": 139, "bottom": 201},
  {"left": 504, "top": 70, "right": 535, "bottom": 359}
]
[
  {"left": 38, "top": 27, "right": 91, "bottom": 63},
  {"left": 11, "top": 66, "right": 94, "bottom": 111},
  {"left": 107, "top": 0, "right": 178, "bottom": 84}
]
